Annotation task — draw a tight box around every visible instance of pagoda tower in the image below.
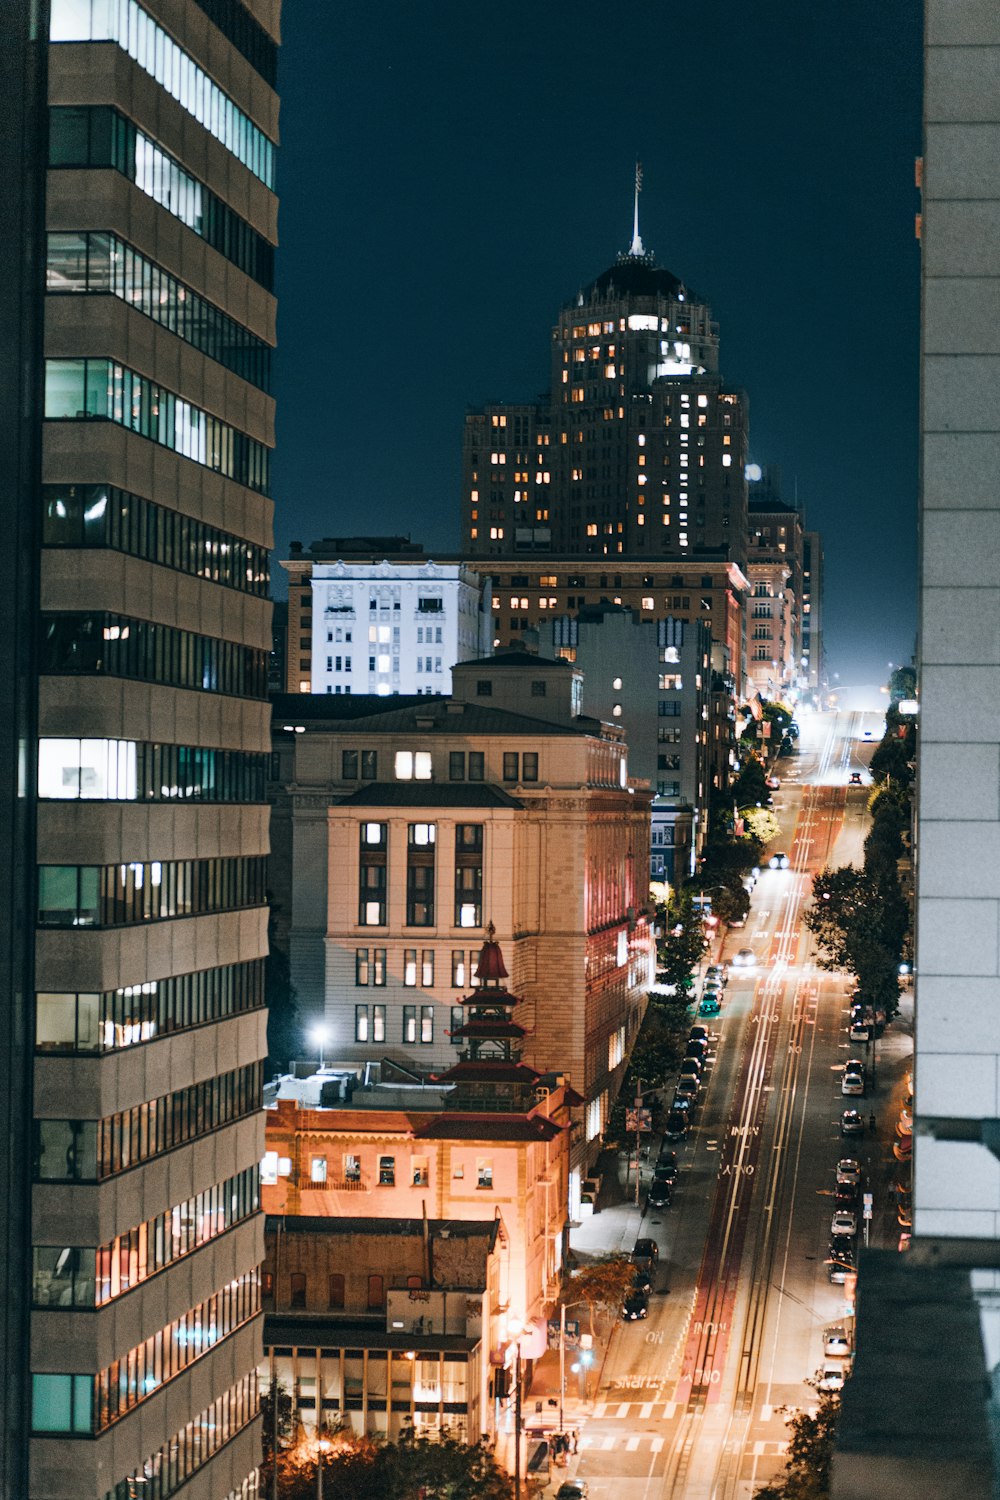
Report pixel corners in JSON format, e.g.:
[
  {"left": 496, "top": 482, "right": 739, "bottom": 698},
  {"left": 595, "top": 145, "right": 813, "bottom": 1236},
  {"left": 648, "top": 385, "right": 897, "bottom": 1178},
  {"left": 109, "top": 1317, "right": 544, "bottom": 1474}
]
[{"left": 437, "top": 924, "right": 541, "bottom": 1113}]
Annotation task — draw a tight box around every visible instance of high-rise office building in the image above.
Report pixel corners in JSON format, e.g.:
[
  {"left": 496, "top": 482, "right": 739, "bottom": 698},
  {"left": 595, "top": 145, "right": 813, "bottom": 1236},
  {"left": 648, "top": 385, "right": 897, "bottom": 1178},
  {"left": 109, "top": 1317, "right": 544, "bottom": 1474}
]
[
  {"left": 1, "top": 3, "right": 279, "bottom": 1496},
  {"left": 461, "top": 195, "right": 750, "bottom": 567}
]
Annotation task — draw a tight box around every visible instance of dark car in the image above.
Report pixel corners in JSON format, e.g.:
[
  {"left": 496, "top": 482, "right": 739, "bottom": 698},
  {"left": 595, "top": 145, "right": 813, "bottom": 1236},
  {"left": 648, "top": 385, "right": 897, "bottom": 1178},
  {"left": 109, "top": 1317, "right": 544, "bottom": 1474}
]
[
  {"left": 686, "top": 1038, "right": 708, "bottom": 1060},
  {"left": 679, "top": 1055, "right": 703, "bottom": 1077},
  {"left": 646, "top": 1180, "right": 672, "bottom": 1210},
  {"left": 827, "top": 1242, "right": 856, "bottom": 1284},
  {"left": 665, "top": 1108, "right": 691, "bottom": 1139},
  {"left": 835, "top": 1182, "right": 860, "bottom": 1210},
  {"left": 688, "top": 1025, "right": 709, "bottom": 1043},
  {"left": 653, "top": 1164, "right": 678, "bottom": 1190},
  {"left": 621, "top": 1290, "right": 649, "bottom": 1321},
  {"left": 631, "top": 1237, "right": 659, "bottom": 1267},
  {"left": 631, "top": 1266, "right": 653, "bottom": 1295},
  {"left": 674, "top": 1080, "right": 699, "bottom": 1108}
]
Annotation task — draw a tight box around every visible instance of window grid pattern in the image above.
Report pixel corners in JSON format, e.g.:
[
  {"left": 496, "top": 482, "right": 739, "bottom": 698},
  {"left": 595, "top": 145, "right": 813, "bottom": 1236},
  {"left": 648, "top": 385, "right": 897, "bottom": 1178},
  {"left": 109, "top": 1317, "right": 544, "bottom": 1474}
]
[
  {"left": 32, "top": 1271, "right": 259, "bottom": 1435},
  {"left": 34, "top": 1061, "right": 263, "bottom": 1182},
  {"left": 38, "top": 736, "right": 267, "bottom": 802},
  {"left": 43, "top": 482, "right": 268, "bottom": 594},
  {"left": 44, "top": 358, "right": 270, "bottom": 494},
  {"left": 50, "top": 0, "right": 276, "bottom": 187},
  {"left": 40, "top": 612, "right": 268, "bottom": 699},
  {"left": 48, "top": 106, "right": 274, "bottom": 287},
  {"left": 102, "top": 1373, "right": 259, "bottom": 1500},
  {"left": 32, "top": 1164, "right": 260, "bottom": 1308},
  {"left": 193, "top": 0, "right": 277, "bottom": 85},
  {"left": 46, "top": 234, "right": 272, "bottom": 391},
  {"left": 37, "top": 856, "right": 267, "bottom": 928},
  {"left": 35, "top": 958, "right": 265, "bottom": 1055}
]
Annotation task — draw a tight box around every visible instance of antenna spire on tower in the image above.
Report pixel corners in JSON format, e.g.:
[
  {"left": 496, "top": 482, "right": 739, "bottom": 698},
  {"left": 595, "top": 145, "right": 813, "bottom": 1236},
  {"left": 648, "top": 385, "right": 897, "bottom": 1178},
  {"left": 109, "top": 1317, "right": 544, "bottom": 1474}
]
[{"left": 629, "top": 158, "right": 645, "bottom": 256}]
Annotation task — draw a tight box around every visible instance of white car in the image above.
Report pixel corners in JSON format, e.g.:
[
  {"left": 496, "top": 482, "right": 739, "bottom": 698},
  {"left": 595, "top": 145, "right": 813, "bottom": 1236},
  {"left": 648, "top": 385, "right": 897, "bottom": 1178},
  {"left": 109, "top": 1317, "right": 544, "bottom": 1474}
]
[
  {"left": 816, "top": 1361, "right": 847, "bottom": 1393},
  {"left": 841, "top": 1069, "right": 865, "bottom": 1096},
  {"left": 831, "top": 1209, "right": 858, "bottom": 1238},
  {"left": 824, "top": 1327, "right": 851, "bottom": 1359},
  {"left": 731, "top": 948, "right": 756, "bottom": 968},
  {"left": 836, "top": 1158, "right": 862, "bottom": 1186}
]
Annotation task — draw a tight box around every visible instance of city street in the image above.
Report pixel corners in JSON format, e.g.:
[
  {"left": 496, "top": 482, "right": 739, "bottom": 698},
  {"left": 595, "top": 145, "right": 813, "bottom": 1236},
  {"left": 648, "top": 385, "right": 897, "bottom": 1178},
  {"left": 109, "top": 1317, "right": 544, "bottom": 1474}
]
[{"left": 543, "top": 707, "right": 912, "bottom": 1498}]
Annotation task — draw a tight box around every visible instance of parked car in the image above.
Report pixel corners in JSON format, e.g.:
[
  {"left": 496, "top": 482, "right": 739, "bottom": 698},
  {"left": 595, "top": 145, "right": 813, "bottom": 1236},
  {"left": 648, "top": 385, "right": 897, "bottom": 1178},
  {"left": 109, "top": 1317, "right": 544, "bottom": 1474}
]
[
  {"left": 824, "top": 1327, "right": 851, "bottom": 1359},
  {"left": 664, "top": 1108, "right": 690, "bottom": 1140},
  {"left": 674, "top": 1078, "right": 699, "bottom": 1104},
  {"left": 841, "top": 1109, "right": 865, "bottom": 1137},
  {"left": 836, "top": 1157, "right": 863, "bottom": 1186},
  {"left": 631, "top": 1238, "right": 659, "bottom": 1267},
  {"left": 556, "top": 1485, "right": 589, "bottom": 1500},
  {"left": 679, "top": 1056, "right": 703, "bottom": 1078},
  {"left": 686, "top": 1038, "right": 709, "bottom": 1060},
  {"left": 656, "top": 1147, "right": 678, "bottom": 1173},
  {"left": 698, "top": 993, "right": 722, "bottom": 1017},
  {"left": 646, "top": 1180, "right": 672, "bottom": 1210},
  {"left": 827, "top": 1242, "right": 856, "bottom": 1283},
  {"left": 816, "top": 1361, "right": 847, "bottom": 1393},
  {"left": 621, "top": 1290, "right": 649, "bottom": 1321},
  {"left": 831, "top": 1209, "right": 858, "bottom": 1238},
  {"left": 688, "top": 1026, "right": 709, "bottom": 1043},
  {"left": 768, "top": 851, "right": 790, "bottom": 870},
  {"left": 841, "top": 1068, "right": 865, "bottom": 1097},
  {"left": 835, "top": 1182, "right": 859, "bottom": 1210},
  {"left": 705, "top": 964, "right": 728, "bottom": 987}
]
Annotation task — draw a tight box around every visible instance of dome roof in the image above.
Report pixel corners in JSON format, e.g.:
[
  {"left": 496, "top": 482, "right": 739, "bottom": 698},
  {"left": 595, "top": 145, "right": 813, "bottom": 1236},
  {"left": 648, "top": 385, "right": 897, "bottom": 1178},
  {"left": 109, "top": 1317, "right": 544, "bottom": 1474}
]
[{"left": 580, "top": 255, "right": 687, "bottom": 304}]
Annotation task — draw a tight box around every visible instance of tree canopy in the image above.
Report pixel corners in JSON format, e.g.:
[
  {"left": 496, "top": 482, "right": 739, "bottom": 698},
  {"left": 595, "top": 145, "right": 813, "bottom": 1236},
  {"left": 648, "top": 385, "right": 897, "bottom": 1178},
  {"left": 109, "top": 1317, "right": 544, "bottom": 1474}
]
[
  {"left": 564, "top": 1255, "right": 637, "bottom": 1334},
  {"left": 753, "top": 1395, "right": 839, "bottom": 1499}
]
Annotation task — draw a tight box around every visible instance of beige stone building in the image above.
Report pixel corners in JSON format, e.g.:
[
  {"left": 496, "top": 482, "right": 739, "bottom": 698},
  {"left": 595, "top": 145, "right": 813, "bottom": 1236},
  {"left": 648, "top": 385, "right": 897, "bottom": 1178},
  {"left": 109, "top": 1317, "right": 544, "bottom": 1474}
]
[
  {"left": 269, "top": 653, "right": 655, "bottom": 1189},
  {"left": 745, "top": 561, "right": 795, "bottom": 701}
]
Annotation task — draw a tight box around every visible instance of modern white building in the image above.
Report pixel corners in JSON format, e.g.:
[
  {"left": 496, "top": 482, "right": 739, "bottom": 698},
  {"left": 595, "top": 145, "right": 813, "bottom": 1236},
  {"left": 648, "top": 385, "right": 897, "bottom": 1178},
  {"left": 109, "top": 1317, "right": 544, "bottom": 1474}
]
[{"left": 311, "top": 560, "right": 493, "bottom": 696}]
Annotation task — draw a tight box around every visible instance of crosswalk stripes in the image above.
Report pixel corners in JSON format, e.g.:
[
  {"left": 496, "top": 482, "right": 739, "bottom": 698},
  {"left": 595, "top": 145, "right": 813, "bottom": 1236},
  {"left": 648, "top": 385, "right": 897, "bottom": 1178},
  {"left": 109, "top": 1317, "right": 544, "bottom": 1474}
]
[{"left": 625, "top": 1435, "right": 640, "bottom": 1451}]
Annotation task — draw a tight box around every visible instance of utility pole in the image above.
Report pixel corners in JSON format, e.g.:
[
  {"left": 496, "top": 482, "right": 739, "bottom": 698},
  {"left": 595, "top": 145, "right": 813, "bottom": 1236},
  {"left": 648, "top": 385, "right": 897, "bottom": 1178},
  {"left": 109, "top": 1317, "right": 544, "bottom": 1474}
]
[
  {"left": 559, "top": 1301, "right": 566, "bottom": 1437},
  {"left": 634, "top": 1079, "right": 643, "bottom": 1206},
  {"left": 514, "top": 1340, "right": 522, "bottom": 1500}
]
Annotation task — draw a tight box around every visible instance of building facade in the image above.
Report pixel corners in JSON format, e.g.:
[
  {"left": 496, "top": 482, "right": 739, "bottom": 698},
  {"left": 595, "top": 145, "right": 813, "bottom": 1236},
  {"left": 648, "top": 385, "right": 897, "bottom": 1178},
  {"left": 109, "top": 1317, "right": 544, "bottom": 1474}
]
[
  {"left": 460, "top": 236, "right": 751, "bottom": 567},
  {"left": 260, "top": 1216, "right": 506, "bottom": 1447},
  {"left": 283, "top": 543, "right": 748, "bottom": 702},
  {"left": 745, "top": 563, "right": 795, "bottom": 700},
  {"left": 801, "top": 530, "right": 824, "bottom": 694},
  {"left": 539, "top": 605, "right": 716, "bottom": 883},
  {"left": 310, "top": 559, "right": 492, "bottom": 698},
  {"left": 268, "top": 654, "right": 654, "bottom": 1182},
  {"left": 1, "top": 4, "right": 280, "bottom": 1497}
]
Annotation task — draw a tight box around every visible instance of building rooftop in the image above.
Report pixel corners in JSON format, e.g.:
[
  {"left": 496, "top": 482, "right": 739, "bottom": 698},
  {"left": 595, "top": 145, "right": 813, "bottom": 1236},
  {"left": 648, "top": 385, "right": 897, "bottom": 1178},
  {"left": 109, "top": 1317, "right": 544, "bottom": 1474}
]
[
  {"left": 273, "top": 695, "right": 606, "bottom": 739},
  {"left": 833, "top": 1250, "right": 997, "bottom": 1499},
  {"left": 271, "top": 693, "right": 429, "bottom": 723},
  {"left": 265, "top": 1316, "right": 481, "bottom": 1355},
  {"left": 578, "top": 256, "right": 689, "bottom": 303},
  {"left": 456, "top": 651, "right": 572, "bottom": 671},
  {"left": 413, "top": 1114, "right": 564, "bottom": 1142},
  {"left": 264, "top": 1215, "right": 499, "bottom": 1241},
  {"left": 337, "top": 783, "right": 524, "bottom": 810}
]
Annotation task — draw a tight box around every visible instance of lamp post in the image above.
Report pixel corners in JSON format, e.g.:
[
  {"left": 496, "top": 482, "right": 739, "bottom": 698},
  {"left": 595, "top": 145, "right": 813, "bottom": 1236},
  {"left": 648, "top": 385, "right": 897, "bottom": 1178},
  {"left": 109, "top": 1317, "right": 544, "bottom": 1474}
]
[
  {"left": 507, "top": 1319, "right": 525, "bottom": 1498},
  {"left": 316, "top": 1432, "right": 328, "bottom": 1500},
  {"left": 310, "top": 1022, "right": 330, "bottom": 1069}
]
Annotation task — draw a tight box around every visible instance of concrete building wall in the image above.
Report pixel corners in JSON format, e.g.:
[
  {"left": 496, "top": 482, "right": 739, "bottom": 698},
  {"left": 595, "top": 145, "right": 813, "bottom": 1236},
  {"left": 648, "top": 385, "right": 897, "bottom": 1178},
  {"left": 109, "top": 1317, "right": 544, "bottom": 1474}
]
[{"left": 913, "top": 0, "right": 1000, "bottom": 1244}]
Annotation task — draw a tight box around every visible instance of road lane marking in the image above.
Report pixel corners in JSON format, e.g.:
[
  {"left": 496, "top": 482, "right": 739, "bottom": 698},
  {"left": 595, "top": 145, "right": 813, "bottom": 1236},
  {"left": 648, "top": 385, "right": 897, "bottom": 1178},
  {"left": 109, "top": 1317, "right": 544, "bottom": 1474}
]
[
  {"left": 592, "top": 1401, "right": 606, "bottom": 1418},
  {"left": 651, "top": 1436, "right": 664, "bottom": 1453},
  {"left": 602, "top": 1434, "right": 616, "bottom": 1450},
  {"left": 640, "top": 1401, "right": 654, "bottom": 1418},
  {"left": 615, "top": 1402, "right": 631, "bottom": 1418},
  {"left": 662, "top": 1401, "right": 677, "bottom": 1418},
  {"left": 626, "top": 1435, "right": 640, "bottom": 1451},
  {"left": 761, "top": 1402, "right": 773, "bottom": 1421}
]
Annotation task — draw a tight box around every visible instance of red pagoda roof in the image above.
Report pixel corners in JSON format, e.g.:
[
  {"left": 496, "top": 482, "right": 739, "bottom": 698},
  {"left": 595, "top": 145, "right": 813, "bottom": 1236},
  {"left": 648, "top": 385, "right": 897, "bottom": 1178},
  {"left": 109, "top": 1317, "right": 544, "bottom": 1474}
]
[
  {"left": 433, "top": 1060, "right": 540, "bottom": 1085},
  {"left": 474, "top": 922, "right": 509, "bottom": 983}
]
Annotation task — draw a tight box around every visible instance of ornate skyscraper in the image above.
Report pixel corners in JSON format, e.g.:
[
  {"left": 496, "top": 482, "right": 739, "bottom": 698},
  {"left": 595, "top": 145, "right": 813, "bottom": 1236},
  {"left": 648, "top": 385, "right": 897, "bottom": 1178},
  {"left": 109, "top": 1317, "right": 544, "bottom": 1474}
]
[
  {"left": 0, "top": 3, "right": 278, "bottom": 1496},
  {"left": 462, "top": 186, "right": 750, "bottom": 567}
]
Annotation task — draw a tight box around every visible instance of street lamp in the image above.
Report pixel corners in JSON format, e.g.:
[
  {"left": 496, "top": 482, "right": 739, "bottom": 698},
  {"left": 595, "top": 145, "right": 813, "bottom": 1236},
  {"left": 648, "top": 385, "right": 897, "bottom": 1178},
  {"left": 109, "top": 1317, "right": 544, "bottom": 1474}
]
[
  {"left": 507, "top": 1317, "right": 525, "bottom": 1499},
  {"left": 316, "top": 1433, "right": 330, "bottom": 1500},
  {"left": 310, "top": 1022, "right": 331, "bottom": 1069}
]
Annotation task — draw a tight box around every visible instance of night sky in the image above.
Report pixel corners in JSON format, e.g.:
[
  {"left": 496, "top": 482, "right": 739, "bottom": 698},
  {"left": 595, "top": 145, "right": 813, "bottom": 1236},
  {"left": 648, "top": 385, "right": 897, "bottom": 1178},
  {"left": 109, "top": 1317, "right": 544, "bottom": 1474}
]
[{"left": 273, "top": 1, "right": 923, "bottom": 688}]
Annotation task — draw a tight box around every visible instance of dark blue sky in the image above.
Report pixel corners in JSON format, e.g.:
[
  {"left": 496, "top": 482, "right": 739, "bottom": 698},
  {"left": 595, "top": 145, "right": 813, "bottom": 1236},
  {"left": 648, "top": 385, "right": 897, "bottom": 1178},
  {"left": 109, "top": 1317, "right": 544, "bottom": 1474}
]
[{"left": 273, "top": 1, "right": 923, "bottom": 686}]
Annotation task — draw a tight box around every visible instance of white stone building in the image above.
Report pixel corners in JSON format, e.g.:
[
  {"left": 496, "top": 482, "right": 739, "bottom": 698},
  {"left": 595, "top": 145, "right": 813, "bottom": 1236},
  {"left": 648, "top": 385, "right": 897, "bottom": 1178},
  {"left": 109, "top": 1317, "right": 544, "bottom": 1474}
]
[{"left": 311, "top": 560, "right": 493, "bottom": 697}]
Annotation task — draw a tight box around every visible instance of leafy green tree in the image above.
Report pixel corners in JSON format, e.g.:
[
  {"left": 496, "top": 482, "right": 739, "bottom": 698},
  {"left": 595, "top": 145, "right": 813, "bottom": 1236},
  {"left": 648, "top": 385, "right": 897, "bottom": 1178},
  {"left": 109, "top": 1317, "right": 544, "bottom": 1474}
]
[
  {"left": 869, "top": 733, "right": 913, "bottom": 787},
  {"left": 367, "top": 1428, "right": 513, "bottom": 1499},
  {"left": 656, "top": 889, "right": 707, "bottom": 993},
  {"left": 709, "top": 880, "right": 750, "bottom": 925},
  {"left": 754, "top": 1395, "right": 839, "bottom": 1498},
  {"left": 731, "top": 754, "right": 768, "bottom": 807},
  {"left": 804, "top": 867, "right": 870, "bottom": 971},
  {"left": 564, "top": 1255, "right": 636, "bottom": 1335},
  {"left": 608, "top": 989, "right": 691, "bottom": 1135}
]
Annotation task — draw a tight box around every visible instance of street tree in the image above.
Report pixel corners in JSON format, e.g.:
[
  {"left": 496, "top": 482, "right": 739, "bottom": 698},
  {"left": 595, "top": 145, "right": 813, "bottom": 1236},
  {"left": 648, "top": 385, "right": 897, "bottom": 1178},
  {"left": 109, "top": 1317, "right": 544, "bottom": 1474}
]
[
  {"left": 753, "top": 1394, "right": 839, "bottom": 1498},
  {"left": 564, "top": 1255, "right": 637, "bottom": 1336},
  {"left": 803, "top": 867, "right": 870, "bottom": 972},
  {"left": 741, "top": 807, "right": 781, "bottom": 846},
  {"left": 731, "top": 754, "right": 769, "bottom": 807},
  {"left": 656, "top": 888, "right": 707, "bottom": 993}
]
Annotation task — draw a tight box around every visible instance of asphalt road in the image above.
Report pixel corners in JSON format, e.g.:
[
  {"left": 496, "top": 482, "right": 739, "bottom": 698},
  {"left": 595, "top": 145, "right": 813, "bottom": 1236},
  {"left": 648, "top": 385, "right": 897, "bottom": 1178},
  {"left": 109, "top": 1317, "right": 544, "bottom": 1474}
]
[{"left": 567, "top": 707, "right": 908, "bottom": 1500}]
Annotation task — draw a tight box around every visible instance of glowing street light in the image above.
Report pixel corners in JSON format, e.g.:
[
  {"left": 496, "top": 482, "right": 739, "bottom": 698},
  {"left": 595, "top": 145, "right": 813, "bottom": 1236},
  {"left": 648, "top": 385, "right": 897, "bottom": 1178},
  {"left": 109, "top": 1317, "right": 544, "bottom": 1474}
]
[{"left": 310, "top": 1022, "right": 331, "bottom": 1068}]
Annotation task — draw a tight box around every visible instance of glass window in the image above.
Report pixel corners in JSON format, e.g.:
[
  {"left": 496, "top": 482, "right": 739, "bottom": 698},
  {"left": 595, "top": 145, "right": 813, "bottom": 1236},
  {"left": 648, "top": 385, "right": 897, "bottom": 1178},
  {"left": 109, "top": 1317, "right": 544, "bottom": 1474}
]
[
  {"left": 421, "top": 950, "right": 434, "bottom": 987},
  {"left": 32, "top": 1373, "right": 92, "bottom": 1434},
  {"left": 44, "top": 359, "right": 86, "bottom": 419},
  {"left": 468, "top": 751, "right": 485, "bottom": 782},
  {"left": 477, "top": 1160, "right": 493, "bottom": 1190},
  {"left": 344, "top": 1154, "right": 361, "bottom": 1182},
  {"left": 395, "top": 751, "right": 414, "bottom": 780},
  {"left": 403, "top": 950, "right": 417, "bottom": 987},
  {"left": 522, "top": 752, "right": 539, "bottom": 782},
  {"left": 373, "top": 948, "right": 386, "bottom": 986},
  {"left": 310, "top": 1156, "right": 327, "bottom": 1183},
  {"left": 367, "top": 1274, "right": 384, "bottom": 1309},
  {"left": 355, "top": 1005, "right": 369, "bottom": 1042},
  {"left": 502, "top": 752, "right": 519, "bottom": 782},
  {"left": 329, "top": 1273, "right": 345, "bottom": 1309},
  {"left": 378, "top": 1157, "right": 395, "bottom": 1187},
  {"left": 355, "top": 948, "right": 370, "bottom": 986},
  {"left": 360, "top": 750, "right": 378, "bottom": 780},
  {"left": 449, "top": 751, "right": 465, "bottom": 781},
  {"left": 451, "top": 951, "right": 466, "bottom": 987},
  {"left": 420, "top": 1006, "right": 434, "bottom": 1044},
  {"left": 342, "top": 750, "right": 358, "bottom": 780},
  {"left": 403, "top": 1006, "right": 417, "bottom": 1044},
  {"left": 372, "top": 1003, "right": 385, "bottom": 1042}
]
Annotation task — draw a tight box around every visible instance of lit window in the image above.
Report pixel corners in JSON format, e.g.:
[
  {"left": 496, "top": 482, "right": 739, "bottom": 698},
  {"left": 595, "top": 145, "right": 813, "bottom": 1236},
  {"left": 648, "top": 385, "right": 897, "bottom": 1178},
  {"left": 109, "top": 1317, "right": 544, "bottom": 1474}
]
[
  {"left": 612, "top": 704, "right": 622, "bottom": 718},
  {"left": 722, "top": 454, "right": 733, "bottom": 467}
]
